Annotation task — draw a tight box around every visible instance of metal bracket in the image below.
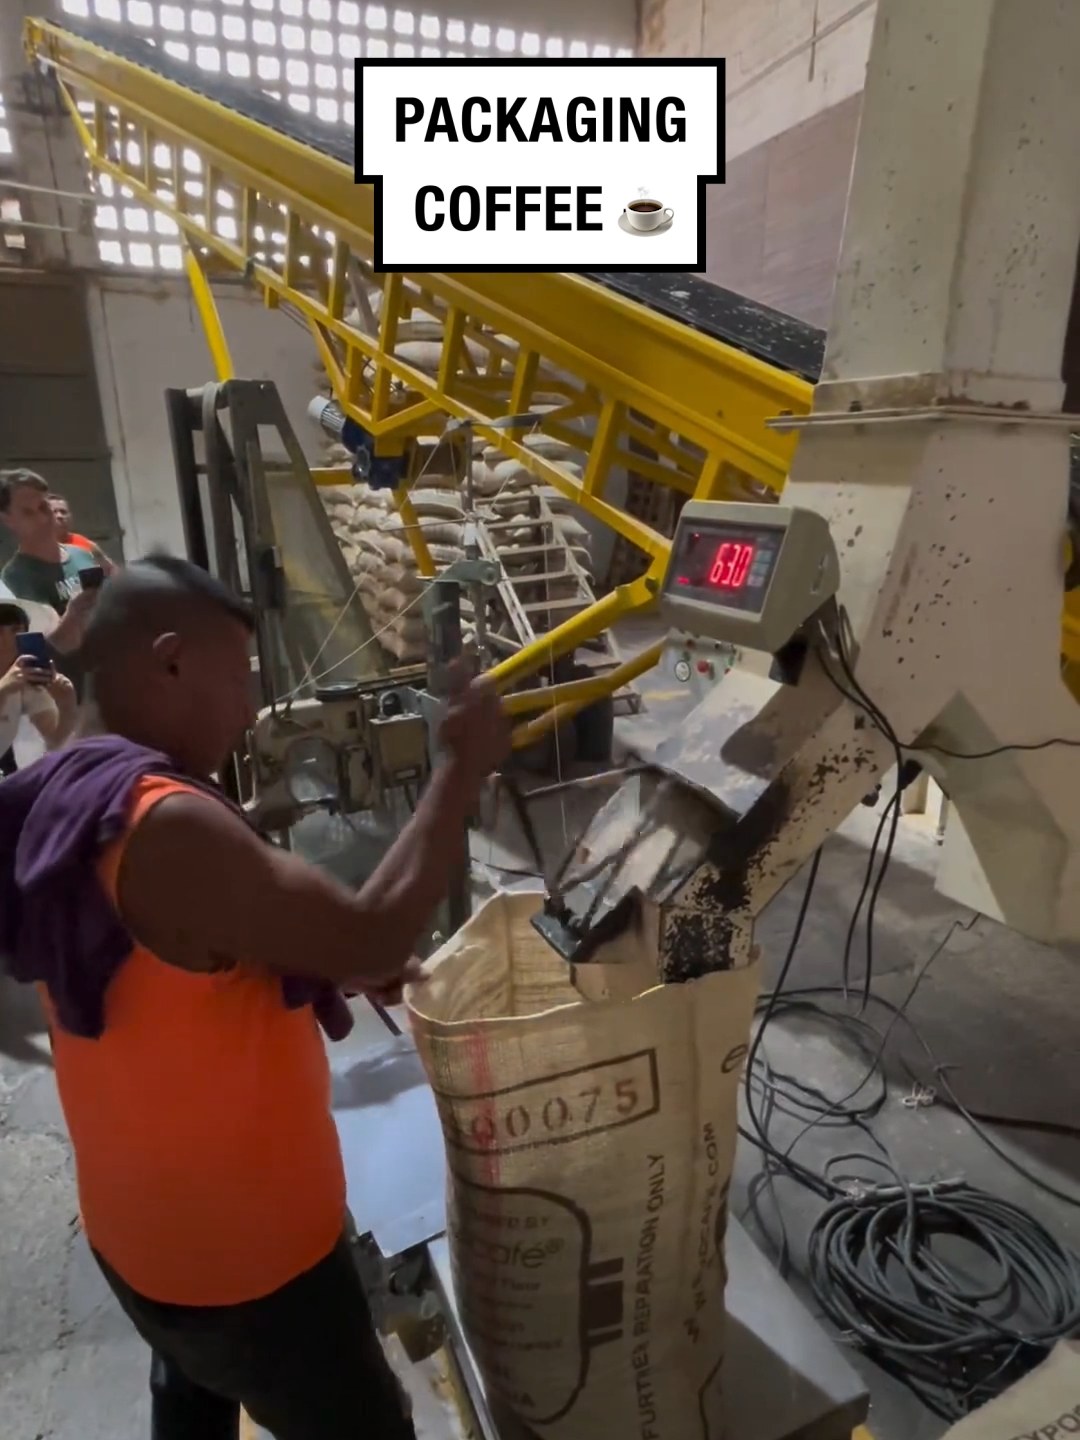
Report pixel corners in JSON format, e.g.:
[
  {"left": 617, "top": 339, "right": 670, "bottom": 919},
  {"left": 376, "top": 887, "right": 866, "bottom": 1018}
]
[
  {"left": 768, "top": 404, "right": 1080, "bottom": 433},
  {"left": 531, "top": 888, "right": 644, "bottom": 965},
  {"left": 434, "top": 557, "right": 501, "bottom": 589},
  {"left": 419, "top": 558, "right": 502, "bottom": 647}
]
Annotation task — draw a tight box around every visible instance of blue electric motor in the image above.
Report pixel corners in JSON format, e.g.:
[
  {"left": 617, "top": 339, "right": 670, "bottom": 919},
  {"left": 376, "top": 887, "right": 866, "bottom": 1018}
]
[{"left": 307, "top": 397, "right": 407, "bottom": 491}]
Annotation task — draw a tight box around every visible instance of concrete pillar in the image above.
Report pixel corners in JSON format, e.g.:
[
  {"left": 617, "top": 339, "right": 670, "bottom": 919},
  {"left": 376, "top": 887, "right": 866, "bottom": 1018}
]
[
  {"left": 658, "top": 0, "right": 1080, "bottom": 948},
  {"left": 821, "top": 0, "right": 1080, "bottom": 413},
  {"left": 782, "top": 0, "right": 1080, "bottom": 938}
]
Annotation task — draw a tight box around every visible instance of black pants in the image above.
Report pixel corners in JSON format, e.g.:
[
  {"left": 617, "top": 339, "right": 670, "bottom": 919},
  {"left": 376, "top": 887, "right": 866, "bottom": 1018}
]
[{"left": 95, "top": 1236, "right": 416, "bottom": 1440}]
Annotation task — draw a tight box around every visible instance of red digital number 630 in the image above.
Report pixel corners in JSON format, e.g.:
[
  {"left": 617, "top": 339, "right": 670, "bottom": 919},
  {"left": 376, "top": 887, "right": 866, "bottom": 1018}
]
[{"left": 708, "top": 541, "right": 753, "bottom": 588}]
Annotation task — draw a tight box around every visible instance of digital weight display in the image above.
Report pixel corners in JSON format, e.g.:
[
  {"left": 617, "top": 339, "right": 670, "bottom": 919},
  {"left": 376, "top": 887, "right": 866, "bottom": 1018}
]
[{"left": 667, "top": 520, "right": 785, "bottom": 616}]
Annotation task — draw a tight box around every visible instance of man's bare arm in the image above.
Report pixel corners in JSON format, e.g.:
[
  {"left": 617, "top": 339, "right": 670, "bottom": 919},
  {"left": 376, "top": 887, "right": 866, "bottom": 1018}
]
[
  {"left": 116, "top": 760, "right": 478, "bottom": 987},
  {"left": 50, "top": 586, "right": 97, "bottom": 654},
  {"left": 89, "top": 543, "right": 117, "bottom": 576}
]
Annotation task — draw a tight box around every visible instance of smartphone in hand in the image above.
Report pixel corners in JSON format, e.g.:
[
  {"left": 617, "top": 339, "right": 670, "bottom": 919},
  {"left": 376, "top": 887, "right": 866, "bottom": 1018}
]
[
  {"left": 79, "top": 566, "right": 105, "bottom": 591},
  {"left": 15, "top": 632, "right": 54, "bottom": 684}
]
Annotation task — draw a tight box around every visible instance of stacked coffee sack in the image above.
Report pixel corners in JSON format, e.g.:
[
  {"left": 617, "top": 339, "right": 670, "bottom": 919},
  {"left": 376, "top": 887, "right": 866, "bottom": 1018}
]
[{"left": 314, "top": 300, "right": 595, "bottom": 666}]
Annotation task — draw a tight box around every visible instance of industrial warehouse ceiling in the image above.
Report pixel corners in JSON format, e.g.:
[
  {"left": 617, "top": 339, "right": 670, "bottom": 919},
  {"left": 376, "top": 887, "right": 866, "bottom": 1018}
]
[{"left": 54, "top": 0, "right": 636, "bottom": 271}]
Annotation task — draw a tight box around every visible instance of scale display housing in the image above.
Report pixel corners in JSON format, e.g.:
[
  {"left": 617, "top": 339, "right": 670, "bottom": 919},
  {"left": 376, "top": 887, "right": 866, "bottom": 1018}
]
[{"left": 660, "top": 502, "right": 840, "bottom": 653}]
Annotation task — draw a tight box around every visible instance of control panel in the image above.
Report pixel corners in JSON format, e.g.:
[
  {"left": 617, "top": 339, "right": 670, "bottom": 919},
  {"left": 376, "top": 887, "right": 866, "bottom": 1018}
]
[{"left": 660, "top": 501, "right": 840, "bottom": 654}]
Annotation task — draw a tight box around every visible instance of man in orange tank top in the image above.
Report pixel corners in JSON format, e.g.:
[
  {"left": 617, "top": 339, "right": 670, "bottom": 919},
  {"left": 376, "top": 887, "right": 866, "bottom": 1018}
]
[
  {"left": 16, "top": 556, "right": 510, "bottom": 1440},
  {"left": 47, "top": 491, "right": 117, "bottom": 575}
]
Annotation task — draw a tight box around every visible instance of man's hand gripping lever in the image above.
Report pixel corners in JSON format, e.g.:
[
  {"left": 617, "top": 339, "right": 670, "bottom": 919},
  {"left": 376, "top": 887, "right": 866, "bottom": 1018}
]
[{"left": 439, "top": 660, "right": 510, "bottom": 814}]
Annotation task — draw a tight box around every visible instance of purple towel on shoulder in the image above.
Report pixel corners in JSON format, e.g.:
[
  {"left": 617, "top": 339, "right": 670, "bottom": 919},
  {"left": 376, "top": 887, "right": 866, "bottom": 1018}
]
[{"left": 0, "top": 734, "right": 352, "bottom": 1041}]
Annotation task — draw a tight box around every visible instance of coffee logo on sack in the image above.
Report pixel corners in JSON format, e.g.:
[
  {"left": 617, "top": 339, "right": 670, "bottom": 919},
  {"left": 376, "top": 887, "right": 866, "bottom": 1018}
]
[
  {"left": 452, "top": 1175, "right": 627, "bottom": 1425},
  {"left": 355, "top": 59, "right": 723, "bottom": 272}
]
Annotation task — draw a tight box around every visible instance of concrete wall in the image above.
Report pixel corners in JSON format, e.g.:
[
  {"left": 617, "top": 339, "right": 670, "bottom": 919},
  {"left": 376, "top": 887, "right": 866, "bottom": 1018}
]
[
  {"left": 423, "top": 0, "right": 638, "bottom": 44},
  {"left": 87, "top": 277, "right": 323, "bottom": 559},
  {"left": 0, "top": 271, "right": 121, "bottom": 565},
  {"left": 0, "top": 0, "right": 100, "bottom": 272},
  {"left": 704, "top": 91, "right": 862, "bottom": 329},
  {"left": 640, "top": 0, "right": 875, "bottom": 160},
  {"left": 638, "top": 0, "right": 874, "bottom": 328}
]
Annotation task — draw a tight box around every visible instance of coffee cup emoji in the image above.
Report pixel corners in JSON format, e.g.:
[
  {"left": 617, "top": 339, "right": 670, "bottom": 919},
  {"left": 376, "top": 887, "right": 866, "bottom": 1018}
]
[{"left": 624, "top": 197, "right": 673, "bottom": 231}]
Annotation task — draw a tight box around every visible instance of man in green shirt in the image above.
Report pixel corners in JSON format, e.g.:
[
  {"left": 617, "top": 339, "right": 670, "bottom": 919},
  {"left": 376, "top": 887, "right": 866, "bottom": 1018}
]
[{"left": 0, "top": 470, "right": 99, "bottom": 656}]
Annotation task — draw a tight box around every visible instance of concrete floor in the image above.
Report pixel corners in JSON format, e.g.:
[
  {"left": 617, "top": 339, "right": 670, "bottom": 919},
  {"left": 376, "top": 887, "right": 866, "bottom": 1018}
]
[{"left": 3, "top": 640, "right": 1080, "bottom": 1439}]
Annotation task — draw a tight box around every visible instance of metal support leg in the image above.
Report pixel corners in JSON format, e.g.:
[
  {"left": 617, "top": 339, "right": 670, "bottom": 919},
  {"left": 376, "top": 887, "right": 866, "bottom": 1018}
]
[
  {"left": 165, "top": 387, "right": 210, "bottom": 572},
  {"left": 425, "top": 578, "right": 470, "bottom": 935},
  {"left": 185, "top": 245, "right": 235, "bottom": 382}
]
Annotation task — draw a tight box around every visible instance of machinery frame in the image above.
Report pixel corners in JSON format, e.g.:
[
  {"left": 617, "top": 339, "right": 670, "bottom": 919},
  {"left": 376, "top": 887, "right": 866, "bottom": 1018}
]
[
  {"left": 22, "top": 10, "right": 1080, "bottom": 748},
  {"left": 22, "top": 13, "right": 814, "bottom": 740}
]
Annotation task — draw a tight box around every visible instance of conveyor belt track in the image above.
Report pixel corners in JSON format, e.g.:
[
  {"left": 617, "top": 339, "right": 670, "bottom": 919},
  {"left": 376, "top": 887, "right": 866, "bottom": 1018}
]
[
  {"left": 29, "top": 13, "right": 1080, "bottom": 714},
  {"left": 45, "top": 16, "right": 827, "bottom": 385},
  {"left": 25, "top": 12, "right": 818, "bottom": 707}
]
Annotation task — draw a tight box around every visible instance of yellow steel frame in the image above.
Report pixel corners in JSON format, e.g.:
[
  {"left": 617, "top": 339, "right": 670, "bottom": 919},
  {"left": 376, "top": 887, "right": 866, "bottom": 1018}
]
[
  {"left": 25, "top": 19, "right": 1080, "bottom": 727},
  {"left": 185, "top": 247, "right": 233, "bottom": 383},
  {"left": 1062, "top": 582, "right": 1080, "bottom": 705},
  {"left": 24, "top": 16, "right": 815, "bottom": 741}
]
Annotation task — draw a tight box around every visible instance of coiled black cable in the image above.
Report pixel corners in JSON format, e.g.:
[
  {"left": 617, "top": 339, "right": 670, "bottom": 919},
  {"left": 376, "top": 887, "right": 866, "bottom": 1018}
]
[
  {"left": 738, "top": 608, "right": 1080, "bottom": 1421},
  {"left": 807, "top": 1181, "right": 1080, "bottom": 1421},
  {"left": 742, "top": 905, "right": 1080, "bottom": 1421}
]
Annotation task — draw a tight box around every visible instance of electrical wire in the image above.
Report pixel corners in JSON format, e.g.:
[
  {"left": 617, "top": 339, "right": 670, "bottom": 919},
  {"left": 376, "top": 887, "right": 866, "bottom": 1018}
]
[
  {"left": 768, "top": 984, "right": 1080, "bottom": 1144},
  {"left": 750, "top": 942, "right": 1080, "bottom": 1220},
  {"left": 279, "top": 406, "right": 544, "bottom": 704},
  {"left": 740, "top": 614, "right": 907, "bottom": 1227},
  {"left": 819, "top": 611, "right": 1080, "bottom": 1171},
  {"left": 305, "top": 411, "right": 551, "bottom": 701},
  {"left": 871, "top": 990, "right": 1080, "bottom": 1212},
  {"left": 925, "top": 1095, "right": 1080, "bottom": 1144},
  {"left": 816, "top": 614, "right": 908, "bottom": 1017},
  {"left": 738, "top": 614, "right": 1080, "bottom": 1418},
  {"left": 817, "top": 606, "right": 1073, "bottom": 1047},
  {"left": 757, "top": 916, "right": 974, "bottom": 1182},
  {"left": 741, "top": 849, "right": 832, "bottom": 1203},
  {"left": 741, "top": 912, "right": 969, "bottom": 1222},
  {"left": 281, "top": 422, "right": 453, "bottom": 706},
  {"left": 742, "top": 909, "right": 1080, "bottom": 1419},
  {"left": 926, "top": 736, "right": 1080, "bottom": 760},
  {"left": 816, "top": 608, "right": 1080, "bottom": 762},
  {"left": 839, "top": 786, "right": 901, "bottom": 1011}
]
